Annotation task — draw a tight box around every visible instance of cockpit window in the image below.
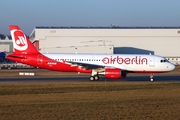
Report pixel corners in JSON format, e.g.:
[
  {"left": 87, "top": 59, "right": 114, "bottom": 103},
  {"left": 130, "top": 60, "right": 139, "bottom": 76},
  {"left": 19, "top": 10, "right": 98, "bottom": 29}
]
[
  {"left": 160, "top": 60, "right": 165, "bottom": 62},
  {"left": 160, "top": 59, "right": 169, "bottom": 63}
]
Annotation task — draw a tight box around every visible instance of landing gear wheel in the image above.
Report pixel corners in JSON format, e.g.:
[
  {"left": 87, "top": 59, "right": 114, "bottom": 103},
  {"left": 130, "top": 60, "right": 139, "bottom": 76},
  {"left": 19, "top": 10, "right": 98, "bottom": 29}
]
[
  {"left": 89, "top": 75, "right": 99, "bottom": 81},
  {"left": 94, "top": 75, "right": 99, "bottom": 81},
  {"left": 150, "top": 76, "right": 154, "bottom": 82},
  {"left": 89, "top": 76, "right": 95, "bottom": 81}
]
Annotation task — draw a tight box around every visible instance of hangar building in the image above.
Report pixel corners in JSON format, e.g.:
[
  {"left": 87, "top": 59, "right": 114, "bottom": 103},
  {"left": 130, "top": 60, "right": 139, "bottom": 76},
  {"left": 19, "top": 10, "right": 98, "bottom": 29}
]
[
  {"left": 29, "top": 26, "right": 180, "bottom": 65},
  {"left": 0, "top": 34, "right": 13, "bottom": 53}
]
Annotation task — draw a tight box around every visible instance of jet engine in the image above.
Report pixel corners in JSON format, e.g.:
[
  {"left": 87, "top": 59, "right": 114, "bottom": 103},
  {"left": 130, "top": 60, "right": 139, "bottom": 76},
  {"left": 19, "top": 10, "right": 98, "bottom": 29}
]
[{"left": 105, "top": 68, "right": 127, "bottom": 79}]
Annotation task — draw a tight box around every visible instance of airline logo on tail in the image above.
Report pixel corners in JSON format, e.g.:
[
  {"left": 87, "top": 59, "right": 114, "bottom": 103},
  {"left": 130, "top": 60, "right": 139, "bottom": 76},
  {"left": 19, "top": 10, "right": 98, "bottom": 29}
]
[{"left": 11, "top": 29, "right": 28, "bottom": 51}]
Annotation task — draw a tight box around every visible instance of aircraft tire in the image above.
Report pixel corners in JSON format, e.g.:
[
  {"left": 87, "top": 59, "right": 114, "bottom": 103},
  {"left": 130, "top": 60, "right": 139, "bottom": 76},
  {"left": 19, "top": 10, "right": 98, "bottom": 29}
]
[
  {"left": 94, "top": 75, "right": 99, "bottom": 81},
  {"left": 89, "top": 76, "right": 95, "bottom": 81}
]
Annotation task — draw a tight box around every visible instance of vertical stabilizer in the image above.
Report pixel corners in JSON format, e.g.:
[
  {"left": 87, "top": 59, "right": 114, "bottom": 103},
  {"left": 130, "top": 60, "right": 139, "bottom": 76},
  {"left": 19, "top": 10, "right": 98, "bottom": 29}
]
[{"left": 9, "top": 25, "right": 39, "bottom": 54}]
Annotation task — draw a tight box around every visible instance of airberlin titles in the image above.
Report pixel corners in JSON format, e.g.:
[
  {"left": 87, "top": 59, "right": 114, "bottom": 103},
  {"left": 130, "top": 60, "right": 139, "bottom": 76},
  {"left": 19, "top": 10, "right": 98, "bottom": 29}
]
[
  {"left": 102, "top": 56, "right": 148, "bottom": 65},
  {"left": 59, "top": 56, "right": 148, "bottom": 65}
]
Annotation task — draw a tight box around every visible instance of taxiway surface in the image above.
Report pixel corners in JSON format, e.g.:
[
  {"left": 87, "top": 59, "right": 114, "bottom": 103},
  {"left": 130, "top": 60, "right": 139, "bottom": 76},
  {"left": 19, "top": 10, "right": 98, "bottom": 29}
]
[{"left": 0, "top": 74, "right": 179, "bottom": 83}]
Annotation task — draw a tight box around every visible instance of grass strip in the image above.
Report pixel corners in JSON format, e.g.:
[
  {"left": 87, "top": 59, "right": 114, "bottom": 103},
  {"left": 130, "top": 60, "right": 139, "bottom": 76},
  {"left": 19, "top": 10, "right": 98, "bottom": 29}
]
[{"left": 0, "top": 82, "right": 180, "bottom": 120}]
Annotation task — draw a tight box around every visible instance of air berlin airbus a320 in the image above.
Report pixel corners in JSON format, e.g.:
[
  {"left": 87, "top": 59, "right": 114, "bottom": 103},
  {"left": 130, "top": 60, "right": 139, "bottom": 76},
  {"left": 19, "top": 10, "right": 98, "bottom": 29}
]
[{"left": 6, "top": 25, "right": 175, "bottom": 81}]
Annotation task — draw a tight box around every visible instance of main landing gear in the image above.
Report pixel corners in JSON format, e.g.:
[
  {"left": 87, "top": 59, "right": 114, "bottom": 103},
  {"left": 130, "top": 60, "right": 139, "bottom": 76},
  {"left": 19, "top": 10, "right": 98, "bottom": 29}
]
[
  {"left": 150, "top": 73, "right": 154, "bottom": 82},
  {"left": 89, "top": 70, "right": 100, "bottom": 81},
  {"left": 89, "top": 75, "right": 99, "bottom": 81}
]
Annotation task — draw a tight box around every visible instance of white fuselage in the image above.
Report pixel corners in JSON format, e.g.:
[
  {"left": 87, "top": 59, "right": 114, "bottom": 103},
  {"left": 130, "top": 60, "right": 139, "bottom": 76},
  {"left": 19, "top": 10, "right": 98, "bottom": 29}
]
[{"left": 43, "top": 53, "right": 175, "bottom": 72}]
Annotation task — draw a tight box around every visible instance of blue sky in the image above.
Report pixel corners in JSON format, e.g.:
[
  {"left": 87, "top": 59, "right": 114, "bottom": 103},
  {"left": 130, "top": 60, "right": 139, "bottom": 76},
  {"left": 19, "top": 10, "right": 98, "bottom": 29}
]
[{"left": 0, "top": 0, "right": 180, "bottom": 35}]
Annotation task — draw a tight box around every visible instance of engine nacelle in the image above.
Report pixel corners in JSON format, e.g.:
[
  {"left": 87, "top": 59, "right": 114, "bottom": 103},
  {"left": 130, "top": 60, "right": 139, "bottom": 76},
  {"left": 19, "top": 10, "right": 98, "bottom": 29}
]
[{"left": 105, "top": 68, "right": 127, "bottom": 79}]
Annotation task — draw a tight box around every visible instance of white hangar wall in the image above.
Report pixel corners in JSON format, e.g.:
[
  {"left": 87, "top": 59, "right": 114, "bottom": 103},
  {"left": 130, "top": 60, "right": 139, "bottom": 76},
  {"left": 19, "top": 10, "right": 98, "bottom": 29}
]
[
  {"left": 0, "top": 45, "right": 9, "bottom": 52},
  {"left": 0, "top": 40, "right": 13, "bottom": 53},
  {"left": 29, "top": 27, "right": 180, "bottom": 57}
]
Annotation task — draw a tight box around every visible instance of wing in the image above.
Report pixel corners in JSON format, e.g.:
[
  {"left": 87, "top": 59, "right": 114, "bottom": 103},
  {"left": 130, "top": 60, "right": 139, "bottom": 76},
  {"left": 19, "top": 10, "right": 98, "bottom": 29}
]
[
  {"left": 65, "top": 61, "right": 127, "bottom": 71},
  {"left": 66, "top": 61, "right": 105, "bottom": 69}
]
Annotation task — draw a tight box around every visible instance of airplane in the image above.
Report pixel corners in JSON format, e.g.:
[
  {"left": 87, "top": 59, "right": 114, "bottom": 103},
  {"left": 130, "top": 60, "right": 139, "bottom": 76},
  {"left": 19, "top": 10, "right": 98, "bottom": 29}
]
[{"left": 6, "top": 25, "right": 175, "bottom": 82}]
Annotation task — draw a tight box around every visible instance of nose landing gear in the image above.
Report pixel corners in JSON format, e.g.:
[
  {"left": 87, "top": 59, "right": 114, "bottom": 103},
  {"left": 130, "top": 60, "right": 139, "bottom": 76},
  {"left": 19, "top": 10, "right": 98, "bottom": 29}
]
[{"left": 150, "top": 73, "right": 154, "bottom": 82}]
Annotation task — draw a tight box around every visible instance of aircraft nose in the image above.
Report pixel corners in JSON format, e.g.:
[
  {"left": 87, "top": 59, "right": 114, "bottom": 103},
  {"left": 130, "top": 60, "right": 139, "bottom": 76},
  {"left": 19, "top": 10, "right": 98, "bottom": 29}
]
[{"left": 169, "top": 63, "right": 176, "bottom": 71}]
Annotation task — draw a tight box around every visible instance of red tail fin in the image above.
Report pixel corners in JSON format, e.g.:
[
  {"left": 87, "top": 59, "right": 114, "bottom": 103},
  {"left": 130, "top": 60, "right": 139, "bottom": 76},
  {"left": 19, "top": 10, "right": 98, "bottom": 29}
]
[{"left": 9, "top": 25, "right": 39, "bottom": 54}]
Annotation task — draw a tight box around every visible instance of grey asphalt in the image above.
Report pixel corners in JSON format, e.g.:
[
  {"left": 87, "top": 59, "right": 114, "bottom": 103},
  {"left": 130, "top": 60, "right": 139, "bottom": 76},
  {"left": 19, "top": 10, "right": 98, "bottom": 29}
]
[{"left": 0, "top": 74, "right": 180, "bottom": 83}]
